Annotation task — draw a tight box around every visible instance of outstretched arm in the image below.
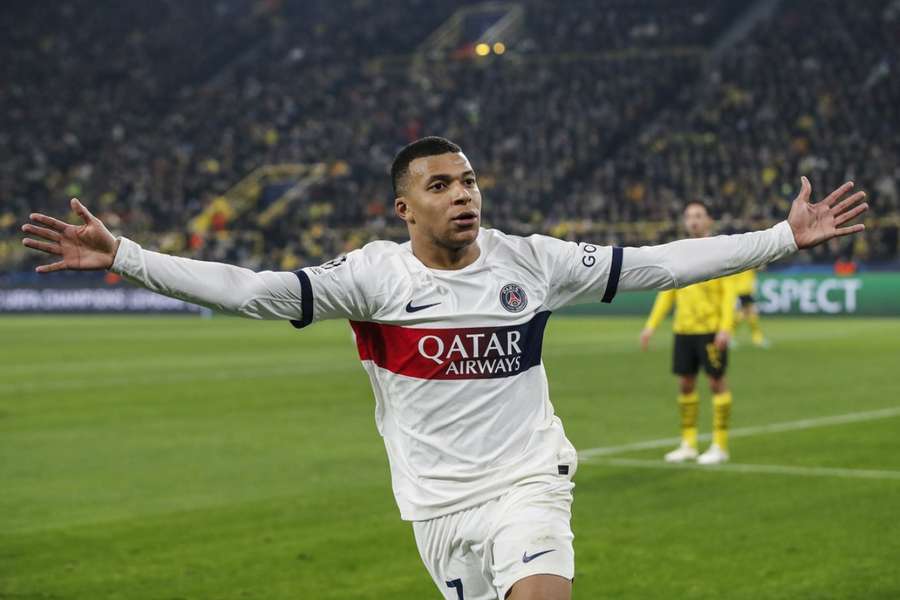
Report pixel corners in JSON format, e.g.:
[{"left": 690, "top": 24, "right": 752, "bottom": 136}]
[
  {"left": 21, "top": 198, "right": 305, "bottom": 320},
  {"left": 618, "top": 178, "right": 868, "bottom": 292}
]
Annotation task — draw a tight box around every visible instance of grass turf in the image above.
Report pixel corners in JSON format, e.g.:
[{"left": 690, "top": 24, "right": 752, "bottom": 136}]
[{"left": 1, "top": 316, "right": 898, "bottom": 599}]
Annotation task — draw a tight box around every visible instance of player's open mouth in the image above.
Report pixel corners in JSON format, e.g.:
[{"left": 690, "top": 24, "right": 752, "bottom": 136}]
[{"left": 451, "top": 211, "right": 479, "bottom": 227}]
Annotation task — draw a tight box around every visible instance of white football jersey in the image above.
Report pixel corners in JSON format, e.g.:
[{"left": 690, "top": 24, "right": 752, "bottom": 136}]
[
  {"left": 292, "top": 228, "right": 623, "bottom": 520},
  {"left": 112, "top": 220, "right": 796, "bottom": 521}
]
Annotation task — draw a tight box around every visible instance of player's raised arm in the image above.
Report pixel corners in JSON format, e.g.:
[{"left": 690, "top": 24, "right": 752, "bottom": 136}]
[
  {"left": 21, "top": 198, "right": 306, "bottom": 320},
  {"left": 617, "top": 177, "right": 869, "bottom": 292}
]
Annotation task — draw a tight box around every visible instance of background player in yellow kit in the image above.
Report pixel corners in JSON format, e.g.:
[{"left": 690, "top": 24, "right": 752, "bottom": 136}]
[
  {"left": 732, "top": 268, "right": 769, "bottom": 347},
  {"left": 640, "top": 201, "right": 737, "bottom": 465}
]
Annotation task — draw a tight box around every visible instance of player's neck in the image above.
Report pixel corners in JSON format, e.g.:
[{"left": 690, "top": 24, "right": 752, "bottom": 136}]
[{"left": 411, "top": 238, "right": 481, "bottom": 270}]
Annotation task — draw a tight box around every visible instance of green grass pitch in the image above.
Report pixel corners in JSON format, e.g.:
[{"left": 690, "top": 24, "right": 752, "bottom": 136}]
[{"left": 2, "top": 315, "right": 899, "bottom": 599}]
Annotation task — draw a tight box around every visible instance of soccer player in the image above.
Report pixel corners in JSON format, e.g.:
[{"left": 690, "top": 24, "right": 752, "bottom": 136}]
[
  {"left": 21, "top": 137, "right": 868, "bottom": 600},
  {"left": 732, "top": 268, "right": 769, "bottom": 347},
  {"left": 640, "top": 201, "right": 740, "bottom": 465}
]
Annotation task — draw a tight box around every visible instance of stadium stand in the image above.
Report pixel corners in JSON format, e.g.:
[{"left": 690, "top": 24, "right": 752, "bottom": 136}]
[{"left": 2, "top": 0, "right": 897, "bottom": 272}]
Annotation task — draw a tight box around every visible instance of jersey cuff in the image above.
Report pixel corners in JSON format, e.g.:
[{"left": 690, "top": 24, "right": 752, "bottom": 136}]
[
  {"left": 601, "top": 247, "right": 623, "bottom": 303},
  {"left": 289, "top": 269, "right": 314, "bottom": 329},
  {"left": 109, "top": 236, "right": 141, "bottom": 277}
]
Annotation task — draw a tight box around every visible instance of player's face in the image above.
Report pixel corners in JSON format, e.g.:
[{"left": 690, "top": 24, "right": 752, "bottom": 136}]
[
  {"left": 397, "top": 152, "right": 482, "bottom": 249},
  {"left": 683, "top": 204, "right": 712, "bottom": 237}
]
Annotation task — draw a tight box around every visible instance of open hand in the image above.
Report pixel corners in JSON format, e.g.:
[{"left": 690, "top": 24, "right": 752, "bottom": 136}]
[
  {"left": 714, "top": 330, "right": 730, "bottom": 352},
  {"left": 21, "top": 198, "right": 119, "bottom": 273},
  {"left": 640, "top": 328, "right": 653, "bottom": 351},
  {"left": 788, "top": 177, "right": 868, "bottom": 249}
]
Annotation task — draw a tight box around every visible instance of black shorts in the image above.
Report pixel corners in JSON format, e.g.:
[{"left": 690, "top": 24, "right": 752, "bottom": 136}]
[
  {"left": 738, "top": 294, "right": 755, "bottom": 307},
  {"left": 673, "top": 333, "right": 728, "bottom": 378}
]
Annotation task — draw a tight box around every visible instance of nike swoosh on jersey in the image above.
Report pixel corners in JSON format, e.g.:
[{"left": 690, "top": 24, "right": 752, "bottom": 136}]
[
  {"left": 522, "top": 549, "right": 556, "bottom": 563},
  {"left": 405, "top": 301, "right": 441, "bottom": 313}
]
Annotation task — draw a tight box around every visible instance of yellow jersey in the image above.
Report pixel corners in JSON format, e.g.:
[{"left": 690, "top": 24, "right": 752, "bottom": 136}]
[
  {"left": 732, "top": 269, "right": 757, "bottom": 297},
  {"left": 645, "top": 274, "right": 739, "bottom": 335}
]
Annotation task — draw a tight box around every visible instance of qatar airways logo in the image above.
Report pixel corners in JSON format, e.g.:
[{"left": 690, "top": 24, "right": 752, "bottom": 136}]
[
  {"left": 417, "top": 330, "right": 523, "bottom": 376},
  {"left": 350, "top": 312, "right": 551, "bottom": 380}
]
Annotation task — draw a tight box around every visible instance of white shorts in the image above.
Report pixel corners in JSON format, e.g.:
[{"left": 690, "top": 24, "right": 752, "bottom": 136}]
[{"left": 413, "top": 472, "right": 575, "bottom": 600}]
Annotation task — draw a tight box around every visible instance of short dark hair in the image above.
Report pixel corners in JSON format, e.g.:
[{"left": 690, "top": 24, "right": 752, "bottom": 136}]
[
  {"left": 684, "top": 200, "right": 712, "bottom": 217},
  {"left": 391, "top": 136, "right": 462, "bottom": 196}
]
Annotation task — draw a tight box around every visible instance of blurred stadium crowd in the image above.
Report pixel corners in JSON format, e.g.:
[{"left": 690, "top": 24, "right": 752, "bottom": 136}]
[{"left": 2, "top": 0, "right": 898, "bottom": 272}]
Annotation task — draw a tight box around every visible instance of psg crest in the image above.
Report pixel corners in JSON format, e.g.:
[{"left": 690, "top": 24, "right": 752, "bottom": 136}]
[{"left": 499, "top": 283, "right": 528, "bottom": 313}]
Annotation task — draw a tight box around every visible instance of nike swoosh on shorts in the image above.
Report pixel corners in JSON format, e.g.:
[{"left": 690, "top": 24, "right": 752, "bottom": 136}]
[{"left": 522, "top": 549, "right": 556, "bottom": 563}]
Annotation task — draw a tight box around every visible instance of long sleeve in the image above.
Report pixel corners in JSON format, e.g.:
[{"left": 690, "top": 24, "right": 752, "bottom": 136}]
[
  {"left": 644, "top": 290, "right": 675, "bottom": 331},
  {"left": 617, "top": 221, "right": 798, "bottom": 292},
  {"left": 718, "top": 276, "right": 738, "bottom": 333},
  {"left": 110, "top": 237, "right": 306, "bottom": 320}
]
